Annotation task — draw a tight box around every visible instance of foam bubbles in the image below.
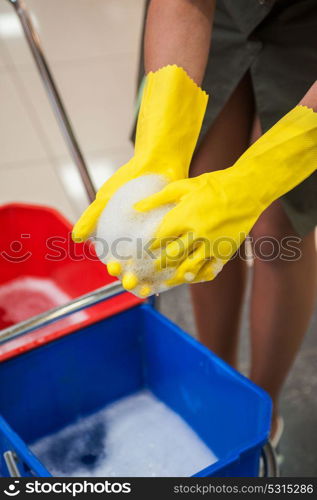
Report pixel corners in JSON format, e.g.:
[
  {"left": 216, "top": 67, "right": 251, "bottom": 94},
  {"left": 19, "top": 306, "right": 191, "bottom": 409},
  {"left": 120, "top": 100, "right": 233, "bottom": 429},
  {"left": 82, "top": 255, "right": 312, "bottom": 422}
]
[
  {"left": 31, "top": 390, "right": 217, "bottom": 477},
  {"left": 95, "top": 175, "right": 175, "bottom": 297},
  {"left": 0, "top": 277, "right": 87, "bottom": 357}
]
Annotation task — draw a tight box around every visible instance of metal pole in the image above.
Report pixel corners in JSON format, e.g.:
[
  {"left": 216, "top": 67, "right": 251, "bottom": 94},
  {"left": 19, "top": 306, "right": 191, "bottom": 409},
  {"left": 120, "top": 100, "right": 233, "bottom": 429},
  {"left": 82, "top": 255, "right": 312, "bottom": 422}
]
[
  {"left": 0, "top": 281, "right": 125, "bottom": 345},
  {"left": 7, "top": 0, "right": 96, "bottom": 202},
  {"left": 261, "top": 442, "right": 279, "bottom": 477},
  {"left": 3, "top": 451, "right": 21, "bottom": 478}
]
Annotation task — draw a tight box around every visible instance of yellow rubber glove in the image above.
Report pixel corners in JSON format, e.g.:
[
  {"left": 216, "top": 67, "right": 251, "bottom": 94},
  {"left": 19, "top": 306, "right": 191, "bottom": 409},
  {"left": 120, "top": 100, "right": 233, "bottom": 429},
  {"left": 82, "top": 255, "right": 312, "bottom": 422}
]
[
  {"left": 72, "top": 65, "right": 208, "bottom": 242},
  {"left": 135, "top": 105, "right": 317, "bottom": 287}
]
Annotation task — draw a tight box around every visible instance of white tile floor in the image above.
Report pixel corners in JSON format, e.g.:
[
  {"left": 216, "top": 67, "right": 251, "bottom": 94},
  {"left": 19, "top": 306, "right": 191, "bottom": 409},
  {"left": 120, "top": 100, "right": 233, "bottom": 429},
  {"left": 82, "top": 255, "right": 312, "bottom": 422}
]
[{"left": 0, "top": 0, "right": 145, "bottom": 221}]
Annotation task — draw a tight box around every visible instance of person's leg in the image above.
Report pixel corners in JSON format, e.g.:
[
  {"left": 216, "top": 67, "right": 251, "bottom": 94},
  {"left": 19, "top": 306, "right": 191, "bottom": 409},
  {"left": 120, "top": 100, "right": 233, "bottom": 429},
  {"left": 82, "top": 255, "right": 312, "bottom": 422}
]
[
  {"left": 250, "top": 194, "right": 317, "bottom": 436},
  {"left": 189, "top": 73, "right": 254, "bottom": 367}
]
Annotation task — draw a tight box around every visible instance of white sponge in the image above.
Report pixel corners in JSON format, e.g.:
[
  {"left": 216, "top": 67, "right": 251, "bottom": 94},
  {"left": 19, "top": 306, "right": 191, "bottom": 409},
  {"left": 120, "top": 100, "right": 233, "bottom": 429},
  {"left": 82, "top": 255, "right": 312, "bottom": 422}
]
[{"left": 95, "top": 175, "right": 175, "bottom": 297}]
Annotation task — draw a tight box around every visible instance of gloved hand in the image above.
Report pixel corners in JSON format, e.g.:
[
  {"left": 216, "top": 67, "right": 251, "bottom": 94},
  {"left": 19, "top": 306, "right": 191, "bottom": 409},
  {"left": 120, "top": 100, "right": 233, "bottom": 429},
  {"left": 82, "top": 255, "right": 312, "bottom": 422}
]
[
  {"left": 72, "top": 65, "right": 208, "bottom": 242},
  {"left": 135, "top": 105, "right": 317, "bottom": 287}
]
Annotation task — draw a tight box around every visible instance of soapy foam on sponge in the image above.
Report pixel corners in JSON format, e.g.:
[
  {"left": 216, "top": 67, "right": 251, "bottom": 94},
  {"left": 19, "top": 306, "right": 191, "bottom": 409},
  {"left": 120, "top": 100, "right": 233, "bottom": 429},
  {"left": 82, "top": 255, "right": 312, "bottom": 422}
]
[{"left": 95, "top": 175, "right": 175, "bottom": 297}]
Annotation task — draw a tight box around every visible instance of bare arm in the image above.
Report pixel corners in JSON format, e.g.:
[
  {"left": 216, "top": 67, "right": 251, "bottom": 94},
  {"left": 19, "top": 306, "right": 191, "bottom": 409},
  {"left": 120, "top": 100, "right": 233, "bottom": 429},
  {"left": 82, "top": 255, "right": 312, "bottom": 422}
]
[
  {"left": 300, "top": 80, "right": 317, "bottom": 111},
  {"left": 144, "top": 0, "right": 216, "bottom": 85}
]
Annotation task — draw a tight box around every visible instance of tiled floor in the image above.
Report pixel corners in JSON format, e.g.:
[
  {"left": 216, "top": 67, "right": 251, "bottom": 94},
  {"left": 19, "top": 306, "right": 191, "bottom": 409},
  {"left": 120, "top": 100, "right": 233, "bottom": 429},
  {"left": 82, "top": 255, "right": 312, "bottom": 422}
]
[
  {"left": 0, "top": 0, "right": 144, "bottom": 218},
  {"left": 1, "top": 0, "right": 316, "bottom": 478}
]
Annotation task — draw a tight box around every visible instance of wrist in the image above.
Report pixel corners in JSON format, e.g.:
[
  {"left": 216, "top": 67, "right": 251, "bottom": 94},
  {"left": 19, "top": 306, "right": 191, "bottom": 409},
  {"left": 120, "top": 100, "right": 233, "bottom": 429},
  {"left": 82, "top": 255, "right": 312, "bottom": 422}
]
[
  {"left": 134, "top": 149, "right": 188, "bottom": 181},
  {"left": 299, "top": 81, "right": 317, "bottom": 113},
  {"left": 229, "top": 105, "right": 317, "bottom": 209},
  {"left": 134, "top": 66, "right": 208, "bottom": 175}
]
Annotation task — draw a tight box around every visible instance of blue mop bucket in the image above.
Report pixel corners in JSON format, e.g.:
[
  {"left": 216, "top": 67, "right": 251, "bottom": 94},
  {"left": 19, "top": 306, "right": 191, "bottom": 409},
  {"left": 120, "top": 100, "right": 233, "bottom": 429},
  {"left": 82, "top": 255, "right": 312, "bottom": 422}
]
[{"left": 0, "top": 302, "right": 271, "bottom": 477}]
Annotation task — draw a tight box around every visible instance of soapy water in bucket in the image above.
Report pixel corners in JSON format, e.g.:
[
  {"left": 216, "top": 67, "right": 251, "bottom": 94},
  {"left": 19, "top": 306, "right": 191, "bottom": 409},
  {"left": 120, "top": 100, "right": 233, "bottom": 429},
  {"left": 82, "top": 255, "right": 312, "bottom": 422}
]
[
  {"left": 95, "top": 175, "right": 176, "bottom": 297},
  {"left": 31, "top": 390, "right": 217, "bottom": 477}
]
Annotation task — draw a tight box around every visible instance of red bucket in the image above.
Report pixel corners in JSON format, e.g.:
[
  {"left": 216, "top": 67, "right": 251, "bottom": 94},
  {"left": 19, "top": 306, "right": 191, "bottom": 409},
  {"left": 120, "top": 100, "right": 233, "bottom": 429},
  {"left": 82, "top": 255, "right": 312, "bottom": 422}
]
[{"left": 0, "top": 203, "right": 141, "bottom": 361}]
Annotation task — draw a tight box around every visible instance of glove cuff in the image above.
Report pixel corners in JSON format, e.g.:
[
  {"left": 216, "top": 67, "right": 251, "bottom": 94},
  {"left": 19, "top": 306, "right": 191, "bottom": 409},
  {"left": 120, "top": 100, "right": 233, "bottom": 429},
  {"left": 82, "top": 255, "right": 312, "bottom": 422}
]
[
  {"left": 231, "top": 105, "right": 317, "bottom": 209},
  {"left": 134, "top": 65, "right": 208, "bottom": 180}
]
